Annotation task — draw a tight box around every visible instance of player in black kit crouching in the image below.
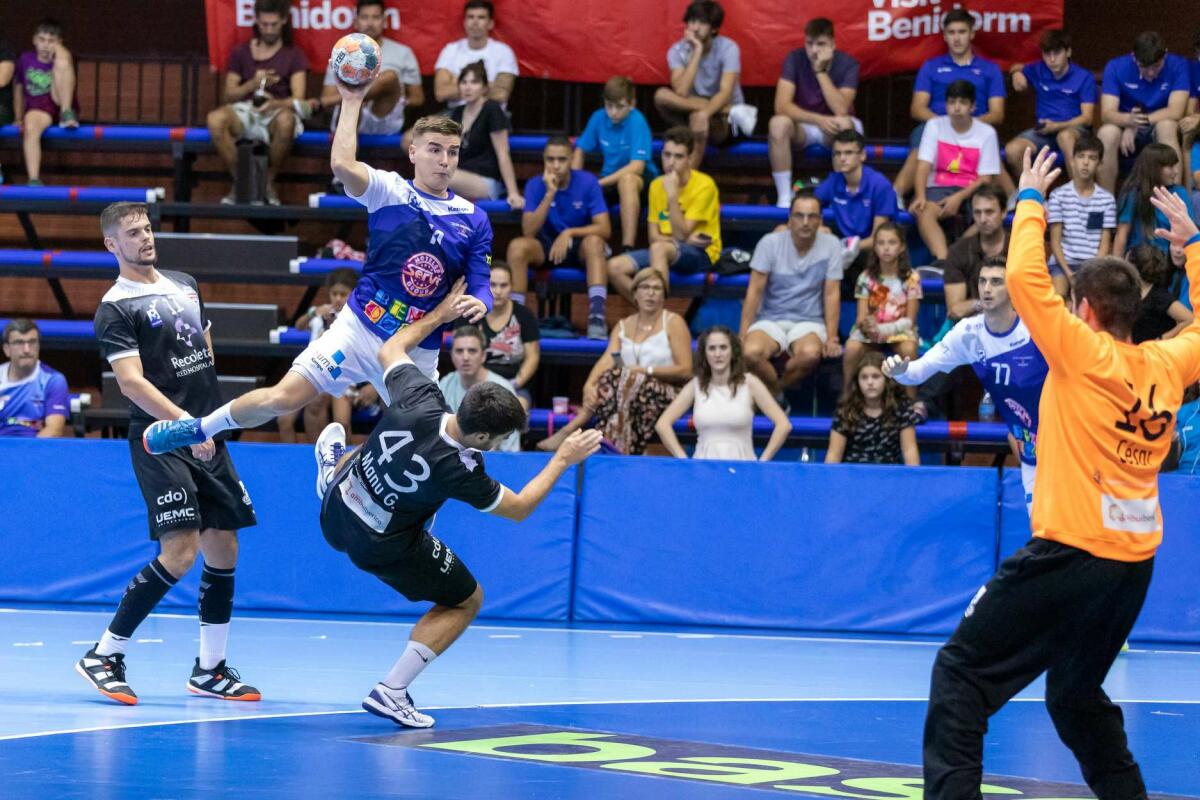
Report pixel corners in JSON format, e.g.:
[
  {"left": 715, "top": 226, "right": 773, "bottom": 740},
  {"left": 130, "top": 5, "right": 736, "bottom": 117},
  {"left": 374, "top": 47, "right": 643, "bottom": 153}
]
[{"left": 313, "top": 279, "right": 601, "bottom": 728}]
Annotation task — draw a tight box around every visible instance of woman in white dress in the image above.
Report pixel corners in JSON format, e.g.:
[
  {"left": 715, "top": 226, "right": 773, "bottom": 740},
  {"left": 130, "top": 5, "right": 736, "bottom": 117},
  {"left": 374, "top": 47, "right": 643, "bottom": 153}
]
[{"left": 656, "top": 326, "right": 792, "bottom": 461}]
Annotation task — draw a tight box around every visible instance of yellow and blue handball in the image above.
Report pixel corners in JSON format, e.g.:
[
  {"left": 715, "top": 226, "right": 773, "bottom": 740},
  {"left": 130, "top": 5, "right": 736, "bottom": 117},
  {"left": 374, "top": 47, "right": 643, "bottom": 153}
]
[{"left": 331, "top": 33, "right": 382, "bottom": 86}]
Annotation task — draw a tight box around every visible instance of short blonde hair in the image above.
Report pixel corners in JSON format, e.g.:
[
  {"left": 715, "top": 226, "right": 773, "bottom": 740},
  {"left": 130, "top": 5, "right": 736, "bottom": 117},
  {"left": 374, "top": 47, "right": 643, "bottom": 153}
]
[
  {"left": 631, "top": 268, "right": 666, "bottom": 292},
  {"left": 412, "top": 115, "right": 463, "bottom": 142}
]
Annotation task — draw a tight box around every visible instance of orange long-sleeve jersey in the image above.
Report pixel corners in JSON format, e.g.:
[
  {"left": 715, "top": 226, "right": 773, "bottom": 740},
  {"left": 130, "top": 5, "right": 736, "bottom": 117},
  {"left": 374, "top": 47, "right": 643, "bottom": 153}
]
[{"left": 1007, "top": 195, "right": 1200, "bottom": 561}]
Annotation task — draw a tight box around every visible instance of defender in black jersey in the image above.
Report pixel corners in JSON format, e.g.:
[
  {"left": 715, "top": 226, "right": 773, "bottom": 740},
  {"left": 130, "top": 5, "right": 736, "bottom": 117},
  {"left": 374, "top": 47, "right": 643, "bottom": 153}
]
[
  {"left": 314, "top": 280, "right": 601, "bottom": 728},
  {"left": 76, "top": 202, "right": 260, "bottom": 705}
]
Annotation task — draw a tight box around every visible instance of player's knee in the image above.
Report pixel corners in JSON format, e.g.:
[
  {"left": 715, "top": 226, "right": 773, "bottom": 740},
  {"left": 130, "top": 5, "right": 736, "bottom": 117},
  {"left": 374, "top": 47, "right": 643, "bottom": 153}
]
[
  {"left": 158, "top": 530, "right": 200, "bottom": 576},
  {"left": 201, "top": 529, "right": 239, "bottom": 566}
]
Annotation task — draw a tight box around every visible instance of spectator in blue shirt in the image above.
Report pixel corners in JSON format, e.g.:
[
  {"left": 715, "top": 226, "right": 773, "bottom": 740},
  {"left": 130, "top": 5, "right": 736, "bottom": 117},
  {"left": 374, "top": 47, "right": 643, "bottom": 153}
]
[
  {"left": 1005, "top": 30, "right": 1097, "bottom": 183},
  {"left": 893, "top": 8, "right": 1006, "bottom": 201},
  {"left": 768, "top": 18, "right": 861, "bottom": 209},
  {"left": 506, "top": 135, "right": 612, "bottom": 338},
  {"left": 0, "top": 319, "right": 69, "bottom": 438},
  {"left": 1180, "top": 31, "right": 1200, "bottom": 193},
  {"left": 1097, "top": 31, "right": 1191, "bottom": 193},
  {"left": 572, "top": 76, "right": 657, "bottom": 253},
  {"left": 1113, "top": 142, "right": 1196, "bottom": 257},
  {"left": 814, "top": 128, "right": 898, "bottom": 289}
]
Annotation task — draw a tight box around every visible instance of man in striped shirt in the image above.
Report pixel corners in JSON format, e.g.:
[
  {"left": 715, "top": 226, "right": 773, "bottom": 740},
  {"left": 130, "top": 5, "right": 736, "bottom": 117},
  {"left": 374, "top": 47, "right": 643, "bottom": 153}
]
[
  {"left": 1046, "top": 134, "right": 1117, "bottom": 296},
  {"left": 923, "top": 147, "right": 1200, "bottom": 799}
]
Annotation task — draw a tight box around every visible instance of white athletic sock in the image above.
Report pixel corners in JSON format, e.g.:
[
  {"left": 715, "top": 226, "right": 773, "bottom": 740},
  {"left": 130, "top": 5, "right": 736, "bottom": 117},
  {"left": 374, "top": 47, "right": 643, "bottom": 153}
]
[
  {"left": 383, "top": 640, "right": 437, "bottom": 690},
  {"left": 200, "top": 402, "right": 239, "bottom": 438},
  {"left": 773, "top": 171, "right": 793, "bottom": 207},
  {"left": 510, "top": 291, "right": 526, "bottom": 306},
  {"left": 95, "top": 629, "right": 129, "bottom": 657},
  {"left": 199, "top": 622, "right": 230, "bottom": 670}
]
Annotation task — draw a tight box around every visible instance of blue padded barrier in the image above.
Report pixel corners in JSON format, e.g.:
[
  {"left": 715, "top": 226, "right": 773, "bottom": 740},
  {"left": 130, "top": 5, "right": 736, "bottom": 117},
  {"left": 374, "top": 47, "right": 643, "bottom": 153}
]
[
  {"left": 0, "top": 249, "right": 117, "bottom": 270},
  {"left": 572, "top": 458, "right": 1001, "bottom": 634},
  {"left": 999, "top": 468, "right": 1200, "bottom": 643},
  {"left": 0, "top": 125, "right": 911, "bottom": 163},
  {"left": 0, "top": 439, "right": 578, "bottom": 621},
  {"left": 0, "top": 186, "right": 163, "bottom": 202}
]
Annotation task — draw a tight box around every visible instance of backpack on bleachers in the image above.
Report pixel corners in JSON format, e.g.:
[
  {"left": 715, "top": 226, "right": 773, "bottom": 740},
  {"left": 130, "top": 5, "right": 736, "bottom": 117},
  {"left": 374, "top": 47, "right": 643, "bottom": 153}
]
[{"left": 234, "top": 139, "right": 269, "bottom": 204}]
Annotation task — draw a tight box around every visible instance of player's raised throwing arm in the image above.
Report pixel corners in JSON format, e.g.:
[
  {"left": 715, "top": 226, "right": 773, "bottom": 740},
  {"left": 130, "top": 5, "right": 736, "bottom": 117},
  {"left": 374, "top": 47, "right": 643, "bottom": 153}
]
[{"left": 330, "top": 78, "right": 370, "bottom": 197}]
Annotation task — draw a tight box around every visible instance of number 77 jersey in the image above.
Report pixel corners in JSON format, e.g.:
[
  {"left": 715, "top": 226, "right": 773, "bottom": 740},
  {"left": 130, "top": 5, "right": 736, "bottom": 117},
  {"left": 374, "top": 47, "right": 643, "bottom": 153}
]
[
  {"left": 897, "top": 315, "right": 1049, "bottom": 465},
  {"left": 330, "top": 362, "right": 505, "bottom": 537}
]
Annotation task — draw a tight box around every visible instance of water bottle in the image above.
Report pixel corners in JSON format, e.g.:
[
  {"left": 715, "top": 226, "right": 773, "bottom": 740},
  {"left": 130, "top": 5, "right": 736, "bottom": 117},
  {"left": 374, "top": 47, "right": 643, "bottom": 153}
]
[
  {"left": 799, "top": 447, "right": 811, "bottom": 463},
  {"left": 252, "top": 77, "right": 269, "bottom": 108},
  {"left": 978, "top": 392, "right": 996, "bottom": 422}
]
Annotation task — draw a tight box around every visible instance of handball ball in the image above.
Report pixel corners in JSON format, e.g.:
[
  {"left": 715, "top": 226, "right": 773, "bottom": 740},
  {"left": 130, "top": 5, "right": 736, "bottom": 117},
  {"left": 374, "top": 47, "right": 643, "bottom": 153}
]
[{"left": 331, "top": 33, "right": 381, "bottom": 86}]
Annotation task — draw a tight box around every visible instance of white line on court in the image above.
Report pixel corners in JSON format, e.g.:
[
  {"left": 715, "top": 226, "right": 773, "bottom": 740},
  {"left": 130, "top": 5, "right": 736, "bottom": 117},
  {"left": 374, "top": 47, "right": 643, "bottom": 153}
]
[{"left": 2, "top": 696, "right": 1198, "bottom": 743}]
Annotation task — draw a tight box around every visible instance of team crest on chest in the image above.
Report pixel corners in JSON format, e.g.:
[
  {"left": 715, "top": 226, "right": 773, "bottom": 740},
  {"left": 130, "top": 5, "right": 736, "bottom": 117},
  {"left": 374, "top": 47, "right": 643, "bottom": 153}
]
[{"left": 402, "top": 252, "right": 445, "bottom": 298}]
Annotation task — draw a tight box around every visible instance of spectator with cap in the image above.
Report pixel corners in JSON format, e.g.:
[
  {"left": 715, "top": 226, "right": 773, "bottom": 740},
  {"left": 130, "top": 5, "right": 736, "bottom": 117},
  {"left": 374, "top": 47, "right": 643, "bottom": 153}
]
[{"left": 0, "top": 319, "right": 69, "bottom": 438}]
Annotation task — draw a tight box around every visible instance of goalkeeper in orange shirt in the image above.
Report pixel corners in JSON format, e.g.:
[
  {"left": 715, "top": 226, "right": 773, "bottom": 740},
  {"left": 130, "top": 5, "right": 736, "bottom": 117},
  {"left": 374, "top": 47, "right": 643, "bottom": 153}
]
[{"left": 923, "top": 147, "right": 1200, "bottom": 800}]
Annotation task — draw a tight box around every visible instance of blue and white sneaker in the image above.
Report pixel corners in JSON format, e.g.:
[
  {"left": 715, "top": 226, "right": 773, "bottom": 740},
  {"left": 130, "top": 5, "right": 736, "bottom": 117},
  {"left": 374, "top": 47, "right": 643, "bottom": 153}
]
[
  {"left": 143, "top": 418, "right": 205, "bottom": 454},
  {"left": 314, "top": 422, "right": 347, "bottom": 500},
  {"left": 362, "top": 684, "right": 435, "bottom": 728}
]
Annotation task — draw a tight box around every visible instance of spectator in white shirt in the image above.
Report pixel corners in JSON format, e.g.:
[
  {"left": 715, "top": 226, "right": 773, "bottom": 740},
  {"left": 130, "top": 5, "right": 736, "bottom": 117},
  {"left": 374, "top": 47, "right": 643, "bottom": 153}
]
[{"left": 433, "top": 0, "right": 518, "bottom": 109}]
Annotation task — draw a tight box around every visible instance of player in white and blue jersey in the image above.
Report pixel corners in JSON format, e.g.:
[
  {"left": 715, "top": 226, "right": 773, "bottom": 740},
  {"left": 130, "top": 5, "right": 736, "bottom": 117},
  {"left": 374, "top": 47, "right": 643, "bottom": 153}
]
[
  {"left": 144, "top": 80, "right": 493, "bottom": 454},
  {"left": 884, "top": 256, "right": 1049, "bottom": 511},
  {"left": 0, "top": 319, "right": 69, "bottom": 438}
]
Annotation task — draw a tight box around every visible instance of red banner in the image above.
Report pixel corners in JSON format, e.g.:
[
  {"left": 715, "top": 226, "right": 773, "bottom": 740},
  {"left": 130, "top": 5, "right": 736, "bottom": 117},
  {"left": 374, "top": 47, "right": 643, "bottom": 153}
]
[{"left": 204, "top": 0, "right": 1063, "bottom": 85}]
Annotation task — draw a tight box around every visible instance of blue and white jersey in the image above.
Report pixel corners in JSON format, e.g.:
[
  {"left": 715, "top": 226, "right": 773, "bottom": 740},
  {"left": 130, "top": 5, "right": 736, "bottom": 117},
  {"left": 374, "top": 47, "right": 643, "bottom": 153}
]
[
  {"left": 892, "top": 315, "right": 1048, "bottom": 465},
  {"left": 0, "top": 361, "right": 69, "bottom": 437},
  {"left": 348, "top": 166, "right": 494, "bottom": 349}
]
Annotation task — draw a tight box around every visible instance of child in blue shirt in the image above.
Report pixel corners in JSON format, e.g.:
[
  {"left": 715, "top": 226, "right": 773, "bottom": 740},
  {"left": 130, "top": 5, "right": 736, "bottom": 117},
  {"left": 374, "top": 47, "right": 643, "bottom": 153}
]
[{"left": 572, "top": 76, "right": 657, "bottom": 252}]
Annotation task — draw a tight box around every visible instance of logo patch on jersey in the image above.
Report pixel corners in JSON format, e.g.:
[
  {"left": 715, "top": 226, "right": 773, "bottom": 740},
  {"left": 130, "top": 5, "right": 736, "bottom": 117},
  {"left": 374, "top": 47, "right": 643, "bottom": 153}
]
[
  {"left": 175, "top": 317, "right": 198, "bottom": 347},
  {"left": 389, "top": 299, "right": 410, "bottom": 319},
  {"left": 147, "top": 299, "right": 163, "bottom": 328},
  {"left": 1005, "top": 398, "right": 1032, "bottom": 428},
  {"left": 364, "top": 301, "right": 386, "bottom": 324},
  {"left": 330, "top": 349, "right": 346, "bottom": 379},
  {"left": 404, "top": 306, "right": 427, "bottom": 323},
  {"left": 401, "top": 252, "right": 445, "bottom": 298}
]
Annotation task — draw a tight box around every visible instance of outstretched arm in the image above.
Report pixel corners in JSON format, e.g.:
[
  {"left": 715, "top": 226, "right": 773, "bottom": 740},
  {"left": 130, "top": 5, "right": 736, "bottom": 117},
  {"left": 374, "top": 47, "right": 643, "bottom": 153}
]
[
  {"left": 1148, "top": 187, "right": 1200, "bottom": 383},
  {"left": 377, "top": 279, "right": 468, "bottom": 368},
  {"left": 491, "top": 430, "right": 602, "bottom": 521},
  {"left": 1006, "top": 147, "right": 1099, "bottom": 375},
  {"left": 884, "top": 325, "right": 967, "bottom": 385}
]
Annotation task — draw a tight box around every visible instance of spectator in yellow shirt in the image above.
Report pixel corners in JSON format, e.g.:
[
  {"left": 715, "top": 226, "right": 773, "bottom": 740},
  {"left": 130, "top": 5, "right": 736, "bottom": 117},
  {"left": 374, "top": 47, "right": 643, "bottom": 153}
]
[
  {"left": 606, "top": 126, "right": 721, "bottom": 303},
  {"left": 923, "top": 147, "right": 1200, "bottom": 800}
]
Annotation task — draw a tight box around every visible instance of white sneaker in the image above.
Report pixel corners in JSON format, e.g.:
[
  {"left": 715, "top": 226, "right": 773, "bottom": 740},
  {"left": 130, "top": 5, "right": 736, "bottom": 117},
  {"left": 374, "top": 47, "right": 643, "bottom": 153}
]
[
  {"left": 727, "top": 103, "right": 758, "bottom": 137},
  {"left": 362, "top": 683, "right": 435, "bottom": 728},
  {"left": 314, "top": 422, "right": 347, "bottom": 500}
]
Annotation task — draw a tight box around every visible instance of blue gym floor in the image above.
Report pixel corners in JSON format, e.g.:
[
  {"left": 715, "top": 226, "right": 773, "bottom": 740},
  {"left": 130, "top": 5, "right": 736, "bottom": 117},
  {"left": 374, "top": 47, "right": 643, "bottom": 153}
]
[{"left": 1, "top": 607, "right": 1197, "bottom": 799}]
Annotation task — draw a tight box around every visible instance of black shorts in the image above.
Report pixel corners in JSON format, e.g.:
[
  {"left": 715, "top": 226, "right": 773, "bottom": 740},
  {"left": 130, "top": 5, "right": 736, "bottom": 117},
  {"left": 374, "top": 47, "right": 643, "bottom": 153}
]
[
  {"left": 128, "top": 439, "right": 257, "bottom": 539},
  {"left": 320, "top": 483, "right": 478, "bottom": 607}
]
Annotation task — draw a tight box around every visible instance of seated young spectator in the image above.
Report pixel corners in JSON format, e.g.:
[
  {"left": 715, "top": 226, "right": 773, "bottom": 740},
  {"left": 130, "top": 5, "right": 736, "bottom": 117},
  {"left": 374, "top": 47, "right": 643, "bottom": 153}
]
[
  {"left": 942, "top": 184, "right": 1010, "bottom": 320},
  {"left": 1181, "top": 31, "right": 1200, "bottom": 191},
  {"left": 814, "top": 128, "right": 898, "bottom": 286},
  {"left": 481, "top": 262, "right": 540, "bottom": 409},
  {"left": 909, "top": 80, "right": 1001, "bottom": 262},
  {"left": 433, "top": 0, "right": 517, "bottom": 109},
  {"left": 769, "top": 18, "right": 862, "bottom": 208},
  {"left": 825, "top": 351, "right": 920, "bottom": 466},
  {"left": 438, "top": 324, "right": 521, "bottom": 452},
  {"left": 572, "top": 76, "right": 657, "bottom": 253},
  {"left": 506, "top": 135, "right": 611, "bottom": 335},
  {"left": 1097, "top": 31, "right": 1191, "bottom": 193},
  {"left": 0, "top": 319, "right": 68, "bottom": 438},
  {"left": 13, "top": 18, "right": 80, "bottom": 187},
  {"left": 655, "top": 326, "right": 791, "bottom": 461},
  {"left": 537, "top": 269, "right": 693, "bottom": 455},
  {"left": 447, "top": 62, "right": 522, "bottom": 209},
  {"left": 1005, "top": 30, "right": 1097, "bottom": 184},
  {"left": 1171, "top": 382, "right": 1200, "bottom": 474},
  {"left": 207, "top": 0, "right": 314, "bottom": 205},
  {"left": 1128, "top": 244, "right": 1193, "bottom": 343},
  {"left": 606, "top": 127, "right": 721, "bottom": 301},
  {"left": 653, "top": 1, "right": 743, "bottom": 169},
  {"left": 843, "top": 223, "right": 921, "bottom": 392},
  {"left": 318, "top": 1, "right": 423, "bottom": 136},
  {"left": 278, "top": 268, "right": 360, "bottom": 443},
  {"left": 1113, "top": 143, "right": 1197, "bottom": 257},
  {"left": 1046, "top": 135, "right": 1116, "bottom": 296},
  {"left": 893, "top": 9, "right": 1006, "bottom": 201},
  {"left": 741, "top": 193, "right": 843, "bottom": 401}
]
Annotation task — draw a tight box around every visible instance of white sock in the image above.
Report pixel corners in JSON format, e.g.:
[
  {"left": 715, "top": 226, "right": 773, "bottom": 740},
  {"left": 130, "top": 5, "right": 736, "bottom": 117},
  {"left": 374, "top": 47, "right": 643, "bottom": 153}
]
[
  {"left": 773, "top": 171, "right": 793, "bottom": 207},
  {"left": 95, "top": 629, "right": 129, "bottom": 657},
  {"left": 200, "top": 402, "right": 238, "bottom": 438},
  {"left": 510, "top": 291, "right": 526, "bottom": 306},
  {"left": 199, "top": 622, "right": 230, "bottom": 670},
  {"left": 383, "top": 640, "right": 437, "bottom": 690}
]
